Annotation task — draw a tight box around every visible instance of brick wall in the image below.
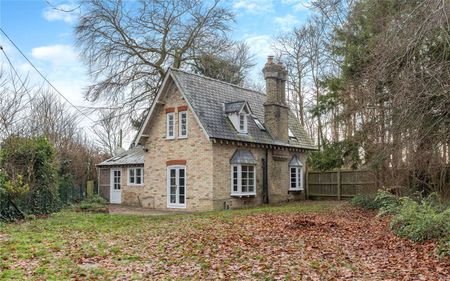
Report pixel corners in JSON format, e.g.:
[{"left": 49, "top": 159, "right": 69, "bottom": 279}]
[
  {"left": 142, "top": 84, "right": 214, "bottom": 211},
  {"left": 211, "top": 143, "right": 306, "bottom": 210}
]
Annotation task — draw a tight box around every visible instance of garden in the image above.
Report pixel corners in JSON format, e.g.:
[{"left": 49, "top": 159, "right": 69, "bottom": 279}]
[{"left": 0, "top": 198, "right": 448, "bottom": 280}]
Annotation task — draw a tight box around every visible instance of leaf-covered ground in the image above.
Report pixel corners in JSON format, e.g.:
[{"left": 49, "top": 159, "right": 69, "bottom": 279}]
[{"left": 0, "top": 201, "right": 448, "bottom": 280}]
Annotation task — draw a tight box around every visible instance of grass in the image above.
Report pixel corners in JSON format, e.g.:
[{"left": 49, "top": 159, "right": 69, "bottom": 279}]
[
  {"left": 0, "top": 202, "right": 336, "bottom": 280},
  {"left": 0, "top": 201, "right": 447, "bottom": 280}
]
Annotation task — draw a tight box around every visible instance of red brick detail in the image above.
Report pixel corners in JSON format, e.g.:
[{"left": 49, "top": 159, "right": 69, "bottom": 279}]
[
  {"left": 165, "top": 107, "right": 175, "bottom": 113},
  {"left": 166, "top": 160, "right": 187, "bottom": 166},
  {"left": 177, "top": 105, "right": 188, "bottom": 112}
]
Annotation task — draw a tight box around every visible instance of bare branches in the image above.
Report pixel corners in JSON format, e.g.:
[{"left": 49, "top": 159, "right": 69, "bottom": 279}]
[
  {"left": 92, "top": 108, "right": 132, "bottom": 155},
  {"left": 75, "top": 0, "right": 234, "bottom": 111}
]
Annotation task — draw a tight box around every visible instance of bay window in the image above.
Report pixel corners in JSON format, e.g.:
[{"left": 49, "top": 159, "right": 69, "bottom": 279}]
[
  {"left": 289, "top": 155, "right": 303, "bottom": 191},
  {"left": 230, "top": 149, "right": 257, "bottom": 196}
]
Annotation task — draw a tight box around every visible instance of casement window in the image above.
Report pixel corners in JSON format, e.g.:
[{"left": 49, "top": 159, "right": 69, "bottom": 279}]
[
  {"left": 128, "top": 167, "right": 144, "bottom": 185},
  {"left": 230, "top": 149, "right": 257, "bottom": 196},
  {"left": 289, "top": 155, "right": 304, "bottom": 191},
  {"left": 178, "top": 111, "right": 187, "bottom": 138},
  {"left": 166, "top": 112, "right": 175, "bottom": 139},
  {"left": 239, "top": 113, "right": 247, "bottom": 133},
  {"left": 231, "top": 164, "right": 256, "bottom": 196}
]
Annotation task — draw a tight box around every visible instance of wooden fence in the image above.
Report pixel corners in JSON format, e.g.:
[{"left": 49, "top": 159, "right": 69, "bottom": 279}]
[{"left": 306, "top": 169, "right": 378, "bottom": 199}]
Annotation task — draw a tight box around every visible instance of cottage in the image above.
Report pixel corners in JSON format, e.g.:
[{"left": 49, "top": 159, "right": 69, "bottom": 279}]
[{"left": 96, "top": 57, "right": 316, "bottom": 211}]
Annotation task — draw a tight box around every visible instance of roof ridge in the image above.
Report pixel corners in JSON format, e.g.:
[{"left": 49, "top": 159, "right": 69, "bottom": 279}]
[{"left": 169, "top": 67, "right": 266, "bottom": 97}]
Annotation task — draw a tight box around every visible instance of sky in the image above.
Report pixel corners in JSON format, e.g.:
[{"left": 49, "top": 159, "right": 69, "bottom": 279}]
[{"left": 0, "top": 0, "right": 311, "bottom": 132}]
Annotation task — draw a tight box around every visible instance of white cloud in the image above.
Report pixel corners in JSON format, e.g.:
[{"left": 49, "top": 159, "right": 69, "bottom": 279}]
[
  {"left": 43, "top": 3, "right": 78, "bottom": 24},
  {"left": 274, "top": 14, "right": 300, "bottom": 31},
  {"left": 233, "top": 0, "right": 273, "bottom": 14},
  {"left": 31, "top": 44, "right": 78, "bottom": 65},
  {"left": 281, "top": 0, "right": 311, "bottom": 12},
  {"left": 245, "top": 35, "right": 274, "bottom": 60}
]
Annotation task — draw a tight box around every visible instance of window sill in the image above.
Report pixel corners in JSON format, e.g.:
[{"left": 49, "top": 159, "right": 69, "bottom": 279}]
[
  {"left": 127, "top": 184, "right": 144, "bottom": 187},
  {"left": 178, "top": 136, "right": 188, "bottom": 139},
  {"left": 288, "top": 189, "right": 304, "bottom": 193},
  {"left": 231, "top": 193, "right": 256, "bottom": 198},
  {"left": 167, "top": 204, "right": 186, "bottom": 209}
]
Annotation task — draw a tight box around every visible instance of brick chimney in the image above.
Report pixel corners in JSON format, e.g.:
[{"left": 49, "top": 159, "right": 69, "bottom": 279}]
[{"left": 263, "top": 56, "right": 289, "bottom": 142}]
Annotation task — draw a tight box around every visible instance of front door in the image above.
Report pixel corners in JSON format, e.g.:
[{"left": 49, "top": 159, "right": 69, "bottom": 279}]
[
  {"left": 110, "top": 169, "right": 122, "bottom": 204},
  {"left": 167, "top": 166, "right": 186, "bottom": 208}
]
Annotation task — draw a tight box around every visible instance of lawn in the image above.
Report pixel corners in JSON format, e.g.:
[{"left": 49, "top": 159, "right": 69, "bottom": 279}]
[{"left": 0, "top": 201, "right": 448, "bottom": 280}]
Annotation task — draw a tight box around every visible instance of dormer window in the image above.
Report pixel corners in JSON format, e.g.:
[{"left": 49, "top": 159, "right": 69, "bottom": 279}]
[
  {"left": 239, "top": 114, "right": 247, "bottom": 133},
  {"left": 224, "top": 101, "right": 252, "bottom": 134},
  {"left": 288, "top": 128, "right": 297, "bottom": 140}
]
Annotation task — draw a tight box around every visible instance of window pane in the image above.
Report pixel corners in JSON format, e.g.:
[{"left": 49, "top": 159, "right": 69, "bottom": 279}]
[
  {"left": 136, "top": 176, "right": 141, "bottom": 185},
  {"left": 233, "top": 166, "right": 238, "bottom": 192},
  {"left": 298, "top": 168, "right": 303, "bottom": 189},
  {"left": 248, "top": 179, "right": 254, "bottom": 191},
  {"left": 167, "top": 113, "right": 174, "bottom": 137},
  {"left": 290, "top": 167, "right": 297, "bottom": 189},
  {"left": 179, "top": 168, "right": 185, "bottom": 178},
  {"left": 180, "top": 112, "right": 187, "bottom": 136},
  {"left": 179, "top": 168, "right": 185, "bottom": 204}
]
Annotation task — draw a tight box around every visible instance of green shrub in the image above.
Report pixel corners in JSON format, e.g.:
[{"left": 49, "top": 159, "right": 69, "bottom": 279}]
[
  {"left": 73, "top": 195, "right": 108, "bottom": 213},
  {"left": 351, "top": 194, "right": 379, "bottom": 210},
  {"left": 437, "top": 237, "right": 450, "bottom": 257},
  {"left": 83, "top": 195, "right": 107, "bottom": 205},
  {"left": 375, "top": 190, "right": 402, "bottom": 215},
  {"left": 0, "top": 136, "right": 61, "bottom": 221},
  {"left": 390, "top": 196, "right": 450, "bottom": 242}
]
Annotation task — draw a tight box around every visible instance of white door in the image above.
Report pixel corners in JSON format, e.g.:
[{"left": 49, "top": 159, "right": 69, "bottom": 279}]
[
  {"left": 110, "top": 169, "right": 122, "bottom": 204},
  {"left": 167, "top": 166, "right": 186, "bottom": 208}
]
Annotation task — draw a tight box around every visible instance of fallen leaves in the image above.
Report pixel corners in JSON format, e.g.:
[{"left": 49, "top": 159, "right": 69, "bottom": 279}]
[{"left": 0, "top": 204, "right": 448, "bottom": 280}]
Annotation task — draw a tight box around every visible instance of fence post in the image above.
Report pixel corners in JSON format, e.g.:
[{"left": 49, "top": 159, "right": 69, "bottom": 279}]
[{"left": 337, "top": 170, "right": 341, "bottom": 201}]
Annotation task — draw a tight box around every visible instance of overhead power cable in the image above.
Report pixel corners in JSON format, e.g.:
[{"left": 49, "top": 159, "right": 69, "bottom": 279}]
[{"left": 0, "top": 27, "right": 96, "bottom": 123}]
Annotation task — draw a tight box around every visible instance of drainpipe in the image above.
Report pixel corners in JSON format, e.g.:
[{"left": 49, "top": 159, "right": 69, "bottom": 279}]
[{"left": 262, "top": 148, "right": 269, "bottom": 204}]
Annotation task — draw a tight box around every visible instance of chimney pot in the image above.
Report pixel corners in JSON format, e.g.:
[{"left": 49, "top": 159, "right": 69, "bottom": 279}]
[{"left": 262, "top": 58, "right": 289, "bottom": 142}]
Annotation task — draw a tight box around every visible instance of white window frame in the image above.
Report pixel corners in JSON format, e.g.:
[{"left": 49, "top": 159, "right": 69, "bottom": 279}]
[
  {"left": 166, "top": 112, "right": 175, "bottom": 139},
  {"left": 127, "top": 167, "right": 144, "bottom": 186},
  {"left": 167, "top": 165, "right": 187, "bottom": 208},
  {"left": 178, "top": 111, "right": 188, "bottom": 138},
  {"left": 230, "top": 164, "right": 256, "bottom": 196},
  {"left": 289, "top": 166, "right": 304, "bottom": 191},
  {"left": 239, "top": 113, "right": 248, "bottom": 134}
]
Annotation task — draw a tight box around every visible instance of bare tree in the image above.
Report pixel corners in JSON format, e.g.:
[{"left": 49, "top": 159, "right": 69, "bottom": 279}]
[
  {"left": 274, "top": 27, "right": 310, "bottom": 126},
  {"left": 0, "top": 69, "right": 28, "bottom": 140},
  {"left": 26, "top": 90, "right": 81, "bottom": 148},
  {"left": 92, "top": 108, "right": 132, "bottom": 156},
  {"left": 75, "top": 0, "right": 234, "bottom": 114}
]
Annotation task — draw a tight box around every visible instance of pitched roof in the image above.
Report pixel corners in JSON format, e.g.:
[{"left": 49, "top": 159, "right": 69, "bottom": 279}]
[
  {"left": 224, "top": 101, "right": 250, "bottom": 114},
  {"left": 134, "top": 68, "right": 316, "bottom": 150},
  {"left": 289, "top": 154, "right": 303, "bottom": 166},
  {"left": 97, "top": 146, "right": 144, "bottom": 167},
  {"left": 169, "top": 68, "right": 316, "bottom": 150},
  {"left": 230, "top": 149, "right": 257, "bottom": 165}
]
